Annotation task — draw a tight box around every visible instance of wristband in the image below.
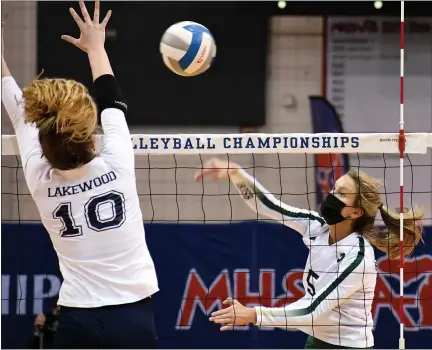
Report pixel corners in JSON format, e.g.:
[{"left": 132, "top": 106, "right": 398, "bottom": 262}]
[{"left": 92, "top": 74, "right": 128, "bottom": 114}]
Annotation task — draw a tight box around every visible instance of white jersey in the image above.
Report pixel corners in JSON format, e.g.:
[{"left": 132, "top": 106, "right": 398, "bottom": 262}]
[
  {"left": 232, "top": 169, "right": 377, "bottom": 348},
  {"left": 2, "top": 76, "right": 158, "bottom": 308}
]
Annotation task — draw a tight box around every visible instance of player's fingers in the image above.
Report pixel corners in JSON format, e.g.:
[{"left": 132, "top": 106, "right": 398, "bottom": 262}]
[
  {"left": 61, "top": 35, "right": 79, "bottom": 45},
  {"left": 223, "top": 297, "right": 234, "bottom": 305},
  {"left": 194, "top": 168, "right": 215, "bottom": 181},
  {"left": 203, "top": 158, "right": 217, "bottom": 167},
  {"left": 69, "top": 8, "right": 85, "bottom": 29},
  {"left": 93, "top": 0, "right": 100, "bottom": 24},
  {"left": 79, "top": 1, "right": 92, "bottom": 25},
  {"left": 100, "top": 10, "right": 112, "bottom": 28},
  {"left": 220, "top": 324, "right": 235, "bottom": 331},
  {"left": 215, "top": 171, "right": 229, "bottom": 180},
  {"left": 194, "top": 170, "right": 206, "bottom": 181},
  {"left": 210, "top": 307, "right": 231, "bottom": 317},
  {"left": 194, "top": 171, "right": 205, "bottom": 181},
  {"left": 211, "top": 317, "right": 233, "bottom": 324}
]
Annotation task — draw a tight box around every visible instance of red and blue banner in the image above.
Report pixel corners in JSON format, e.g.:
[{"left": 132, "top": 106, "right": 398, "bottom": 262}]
[
  {"left": 1, "top": 223, "right": 431, "bottom": 349},
  {"left": 309, "top": 96, "right": 350, "bottom": 207}
]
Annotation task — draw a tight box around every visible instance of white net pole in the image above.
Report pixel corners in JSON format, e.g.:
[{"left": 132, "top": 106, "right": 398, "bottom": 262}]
[{"left": 399, "top": 2, "right": 406, "bottom": 349}]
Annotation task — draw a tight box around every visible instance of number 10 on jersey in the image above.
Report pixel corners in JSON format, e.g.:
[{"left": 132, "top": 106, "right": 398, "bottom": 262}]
[{"left": 53, "top": 190, "right": 126, "bottom": 237}]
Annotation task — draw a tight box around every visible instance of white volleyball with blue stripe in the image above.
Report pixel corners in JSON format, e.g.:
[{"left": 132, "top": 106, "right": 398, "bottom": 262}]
[{"left": 160, "top": 21, "right": 216, "bottom": 77}]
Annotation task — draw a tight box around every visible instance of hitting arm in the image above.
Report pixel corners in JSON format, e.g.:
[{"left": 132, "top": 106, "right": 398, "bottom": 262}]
[{"left": 229, "top": 168, "right": 325, "bottom": 235}]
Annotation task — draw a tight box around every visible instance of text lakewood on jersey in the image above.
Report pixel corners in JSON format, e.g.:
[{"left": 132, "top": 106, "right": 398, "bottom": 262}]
[{"left": 131, "top": 135, "right": 362, "bottom": 151}]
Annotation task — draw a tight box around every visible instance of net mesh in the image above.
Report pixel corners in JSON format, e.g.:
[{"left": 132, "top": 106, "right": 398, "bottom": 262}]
[{"left": 1, "top": 133, "right": 432, "bottom": 348}]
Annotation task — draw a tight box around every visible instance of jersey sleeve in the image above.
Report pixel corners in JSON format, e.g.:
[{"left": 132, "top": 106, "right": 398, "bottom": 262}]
[
  {"left": 1, "top": 76, "right": 48, "bottom": 193},
  {"left": 255, "top": 238, "right": 370, "bottom": 329},
  {"left": 230, "top": 168, "right": 326, "bottom": 236}
]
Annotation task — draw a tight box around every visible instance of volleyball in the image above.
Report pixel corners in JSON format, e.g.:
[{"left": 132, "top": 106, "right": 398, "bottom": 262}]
[{"left": 160, "top": 21, "right": 216, "bottom": 77}]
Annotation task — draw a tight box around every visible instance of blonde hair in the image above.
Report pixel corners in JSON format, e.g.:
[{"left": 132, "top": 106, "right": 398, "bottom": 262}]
[
  {"left": 347, "top": 169, "right": 424, "bottom": 259},
  {"left": 22, "top": 78, "right": 97, "bottom": 169}
]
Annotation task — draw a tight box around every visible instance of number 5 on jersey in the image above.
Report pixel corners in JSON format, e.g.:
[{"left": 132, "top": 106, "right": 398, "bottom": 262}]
[
  {"left": 306, "top": 269, "right": 319, "bottom": 296},
  {"left": 53, "top": 190, "right": 126, "bottom": 237}
]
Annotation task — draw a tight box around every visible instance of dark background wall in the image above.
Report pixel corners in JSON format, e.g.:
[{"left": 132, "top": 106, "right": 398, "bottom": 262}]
[{"left": 37, "top": 2, "right": 268, "bottom": 127}]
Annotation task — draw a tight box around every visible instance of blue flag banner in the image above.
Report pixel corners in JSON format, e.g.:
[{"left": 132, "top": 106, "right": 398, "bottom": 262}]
[
  {"left": 309, "top": 96, "right": 350, "bottom": 207},
  {"left": 1, "top": 223, "right": 432, "bottom": 349}
]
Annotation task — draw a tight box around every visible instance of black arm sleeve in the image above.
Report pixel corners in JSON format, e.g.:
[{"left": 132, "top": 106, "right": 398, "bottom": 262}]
[{"left": 92, "top": 74, "right": 128, "bottom": 115}]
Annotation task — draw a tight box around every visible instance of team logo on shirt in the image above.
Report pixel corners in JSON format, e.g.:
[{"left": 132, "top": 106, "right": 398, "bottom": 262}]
[{"left": 337, "top": 253, "right": 345, "bottom": 262}]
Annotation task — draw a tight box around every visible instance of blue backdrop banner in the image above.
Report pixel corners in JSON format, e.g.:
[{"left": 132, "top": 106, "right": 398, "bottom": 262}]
[{"left": 2, "top": 223, "right": 431, "bottom": 349}]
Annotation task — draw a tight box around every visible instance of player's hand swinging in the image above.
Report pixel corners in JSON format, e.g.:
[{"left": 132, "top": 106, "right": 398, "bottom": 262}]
[
  {"left": 209, "top": 298, "right": 257, "bottom": 331},
  {"left": 195, "top": 158, "right": 241, "bottom": 181},
  {"left": 61, "top": 0, "right": 112, "bottom": 53}
]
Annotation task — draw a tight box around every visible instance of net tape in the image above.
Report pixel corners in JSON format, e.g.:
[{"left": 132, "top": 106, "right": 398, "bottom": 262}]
[{"left": 2, "top": 132, "right": 432, "bottom": 155}]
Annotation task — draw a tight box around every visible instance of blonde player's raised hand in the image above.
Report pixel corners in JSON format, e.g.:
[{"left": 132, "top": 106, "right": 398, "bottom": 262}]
[
  {"left": 61, "top": 0, "right": 112, "bottom": 53},
  {"left": 194, "top": 158, "right": 241, "bottom": 182},
  {"left": 209, "top": 298, "right": 257, "bottom": 331}
]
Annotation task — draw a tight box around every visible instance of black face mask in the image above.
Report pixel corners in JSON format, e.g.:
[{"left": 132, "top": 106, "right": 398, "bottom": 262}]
[{"left": 320, "top": 193, "right": 348, "bottom": 225}]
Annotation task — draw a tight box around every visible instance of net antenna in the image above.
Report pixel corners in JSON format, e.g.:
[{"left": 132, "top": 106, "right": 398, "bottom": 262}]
[{"left": 399, "top": 2, "right": 405, "bottom": 349}]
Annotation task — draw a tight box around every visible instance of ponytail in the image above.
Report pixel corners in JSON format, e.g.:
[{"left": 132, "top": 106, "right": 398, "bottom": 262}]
[
  {"left": 364, "top": 205, "right": 424, "bottom": 260},
  {"left": 347, "top": 169, "right": 424, "bottom": 260}
]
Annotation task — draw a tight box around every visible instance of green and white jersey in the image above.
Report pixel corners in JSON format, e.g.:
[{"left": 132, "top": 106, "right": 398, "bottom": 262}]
[{"left": 232, "top": 169, "right": 377, "bottom": 348}]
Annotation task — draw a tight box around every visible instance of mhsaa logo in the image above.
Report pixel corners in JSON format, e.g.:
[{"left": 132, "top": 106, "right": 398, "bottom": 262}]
[
  {"left": 176, "top": 268, "right": 304, "bottom": 330},
  {"left": 373, "top": 254, "right": 432, "bottom": 330},
  {"left": 177, "top": 256, "right": 432, "bottom": 331}
]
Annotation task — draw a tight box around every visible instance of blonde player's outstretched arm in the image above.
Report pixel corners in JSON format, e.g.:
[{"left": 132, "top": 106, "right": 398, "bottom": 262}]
[
  {"left": 1, "top": 24, "right": 46, "bottom": 191},
  {"left": 195, "top": 158, "right": 325, "bottom": 236},
  {"left": 62, "top": 1, "right": 133, "bottom": 172},
  {"left": 61, "top": 1, "right": 113, "bottom": 81}
]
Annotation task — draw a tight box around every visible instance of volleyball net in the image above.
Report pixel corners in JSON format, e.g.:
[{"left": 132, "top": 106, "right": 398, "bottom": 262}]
[{"left": 1, "top": 132, "right": 432, "bottom": 348}]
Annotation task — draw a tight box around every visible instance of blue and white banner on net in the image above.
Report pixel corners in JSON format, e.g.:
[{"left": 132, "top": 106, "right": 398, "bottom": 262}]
[{"left": 2, "top": 132, "right": 432, "bottom": 156}]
